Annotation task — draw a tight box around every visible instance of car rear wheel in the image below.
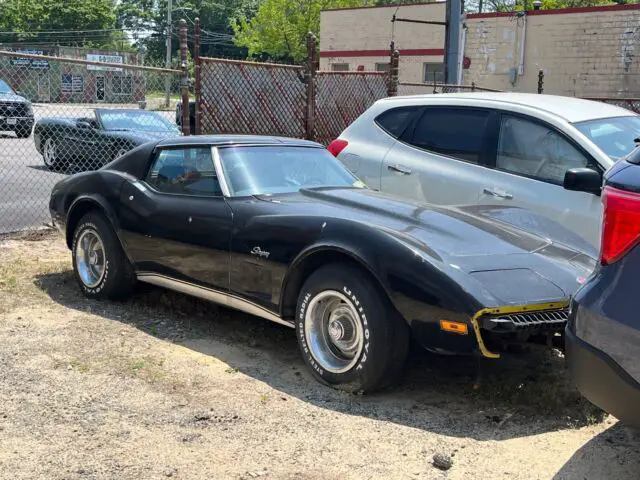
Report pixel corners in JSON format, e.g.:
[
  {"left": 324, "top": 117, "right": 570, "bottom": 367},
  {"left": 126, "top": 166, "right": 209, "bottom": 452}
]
[
  {"left": 71, "top": 212, "right": 136, "bottom": 300},
  {"left": 43, "top": 137, "right": 62, "bottom": 170},
  {"left": 295, "top": 264, "right": 409, "bottom": 393}
]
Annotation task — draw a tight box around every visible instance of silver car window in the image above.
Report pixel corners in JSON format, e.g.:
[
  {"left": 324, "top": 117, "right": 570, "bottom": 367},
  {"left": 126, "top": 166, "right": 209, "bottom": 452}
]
[{"left": 497, "top": 115, "right": 590, "bottom": 184}]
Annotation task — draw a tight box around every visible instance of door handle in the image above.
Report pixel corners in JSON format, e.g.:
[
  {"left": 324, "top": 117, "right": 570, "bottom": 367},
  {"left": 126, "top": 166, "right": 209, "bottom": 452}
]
[
  {"left": 388, "top": 164, "right": 412, "bottom": 175},
  {"left": 483, "top": 188, "right": 513, "bottom": 200}
]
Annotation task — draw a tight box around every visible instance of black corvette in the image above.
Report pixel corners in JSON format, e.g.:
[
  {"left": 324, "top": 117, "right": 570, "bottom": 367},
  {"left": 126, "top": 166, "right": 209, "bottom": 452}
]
[
  {"left": 34, "top": 108, "right": 180, "bottom": 171},
  {"left": 49, "top": 135, "right": 595, "bottom": 391}
]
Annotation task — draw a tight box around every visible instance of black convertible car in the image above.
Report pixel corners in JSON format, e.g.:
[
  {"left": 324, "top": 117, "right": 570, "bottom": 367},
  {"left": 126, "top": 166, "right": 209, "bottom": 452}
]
[
  {"left": 49, "top": 135, "right": 595, "bottom": 391},
  {"left": 35, "top": 108, "right": 180, "bottom": 171}
]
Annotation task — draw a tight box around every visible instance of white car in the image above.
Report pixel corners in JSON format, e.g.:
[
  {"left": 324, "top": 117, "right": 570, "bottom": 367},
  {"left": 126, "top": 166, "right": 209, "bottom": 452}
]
[{"left": 328, "top": 93, "right": 640, "bottom": 248}]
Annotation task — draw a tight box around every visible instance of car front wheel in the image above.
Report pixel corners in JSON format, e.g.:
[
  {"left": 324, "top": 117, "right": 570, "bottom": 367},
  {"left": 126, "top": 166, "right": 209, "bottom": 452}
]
[
  {"left": 42, "top": 137, "right": 62, "bottom": 170},
  {"left": 71, "top": 212, "right": 136, "bottom": 300},
  {"left": 295, "top": 264, "right": 409, "bottom": 393}
]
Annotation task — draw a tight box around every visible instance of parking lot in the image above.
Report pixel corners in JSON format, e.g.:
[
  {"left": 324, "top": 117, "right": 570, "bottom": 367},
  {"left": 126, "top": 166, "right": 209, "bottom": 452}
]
[{"left": 0, "top": 103, "right": 174, "bottom": 234}]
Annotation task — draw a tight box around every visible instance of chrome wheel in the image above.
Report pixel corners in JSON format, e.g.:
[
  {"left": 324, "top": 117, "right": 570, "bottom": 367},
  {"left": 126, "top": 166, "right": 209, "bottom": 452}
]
[
  {"left": 304, "top": 290, "right": 364, "bottom": 374},
  {"left": 43, "top": 138, "right": 57, "bottom": 166},
  {"left": 75, "top": 229, "right": 106, "bottom": 288}
]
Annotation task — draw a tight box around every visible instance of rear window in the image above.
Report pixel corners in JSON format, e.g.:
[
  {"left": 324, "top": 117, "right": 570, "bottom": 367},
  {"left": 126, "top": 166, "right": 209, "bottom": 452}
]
[{"left": 374, "top": 107, "right": 420, "bottom": 138}]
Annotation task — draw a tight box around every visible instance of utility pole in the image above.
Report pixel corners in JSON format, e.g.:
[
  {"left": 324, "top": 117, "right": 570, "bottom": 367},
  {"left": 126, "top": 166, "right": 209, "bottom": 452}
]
[
  {"left": 164, "top": 0, "right": 172, "bottom": 107},
  {"left": 444, "top": 0, "right": 463, "bottom": 84}
]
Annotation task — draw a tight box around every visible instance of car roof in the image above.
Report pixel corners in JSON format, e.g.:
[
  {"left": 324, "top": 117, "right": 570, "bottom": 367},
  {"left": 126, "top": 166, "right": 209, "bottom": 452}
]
[
  {"left": 156, "top": 135, "right": 323, "bottom": 148},
  {"left": 378, "top": 92, "right": 636, "bottom": 123}
]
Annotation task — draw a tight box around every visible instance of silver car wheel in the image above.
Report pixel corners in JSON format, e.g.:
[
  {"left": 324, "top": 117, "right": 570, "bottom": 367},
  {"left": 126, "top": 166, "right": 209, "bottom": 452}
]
[
  {"left": 43, "top": 137, "right": 57, "bottom": 166},
  {"left": 75, "top": 229, "right": 106, "bottom": 288},
  {"left": 304, "top": 290, "right": 364, "bottom": 374}
]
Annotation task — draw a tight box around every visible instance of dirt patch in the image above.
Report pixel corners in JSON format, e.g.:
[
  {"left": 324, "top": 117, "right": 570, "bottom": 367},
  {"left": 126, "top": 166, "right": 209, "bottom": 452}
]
[{"left": 1, "top": 231, "right": 639, "bottom": 479}]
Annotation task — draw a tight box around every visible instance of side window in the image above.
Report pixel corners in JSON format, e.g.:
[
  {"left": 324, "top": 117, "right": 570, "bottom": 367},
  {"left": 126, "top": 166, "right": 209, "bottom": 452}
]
[
  {"left": 374, "top": 107, "right": 420, "bottom": 139},
  {"left": 497, "top": 115, "right": 590, "bottom": 184},
  {"left": 409, "top": 108, "right": 491, "bottom": 163},
  {"left": 145, "top": 147, "right": 222, "bottom": 196}
]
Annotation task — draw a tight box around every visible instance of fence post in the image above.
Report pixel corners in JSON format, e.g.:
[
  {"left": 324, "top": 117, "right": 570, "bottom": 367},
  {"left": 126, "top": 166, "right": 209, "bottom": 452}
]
[
  {"left": 179, "top": 19, "right": 190, "bottom": 136},
  {"left": 304, "top": 33, "right": 317, "bottom": 141},
  {"left": 471, "top": 82, "right": 476, "bottom": 92},
  {"left": 537, "top": 69, "right": 544, "bottom": 94},
  {"left": 194, "top": 18, "right": 202, "bottom": 135},
  {"left": 388, "top": 44, "right": 399, "bottom": 97}
]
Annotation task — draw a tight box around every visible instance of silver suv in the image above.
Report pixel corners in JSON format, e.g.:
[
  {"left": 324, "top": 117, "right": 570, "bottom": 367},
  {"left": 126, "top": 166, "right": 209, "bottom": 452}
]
[{"left": 328, "top": 93, "right": 640, "bottom": 248}]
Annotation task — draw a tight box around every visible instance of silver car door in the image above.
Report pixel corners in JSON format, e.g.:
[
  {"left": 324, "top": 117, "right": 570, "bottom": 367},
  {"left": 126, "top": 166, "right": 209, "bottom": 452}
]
[
  {"left": 380, "top": 106, "right": 496, "bottom": 206},
  {"left": 480, "top": 113, "right": 603, "bottom": 247}
]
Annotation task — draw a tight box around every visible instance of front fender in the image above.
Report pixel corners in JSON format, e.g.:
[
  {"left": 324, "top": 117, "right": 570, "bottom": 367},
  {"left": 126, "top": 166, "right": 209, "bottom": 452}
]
[{"left": 281, "top": 224, "right": 482, "bottom": 355}]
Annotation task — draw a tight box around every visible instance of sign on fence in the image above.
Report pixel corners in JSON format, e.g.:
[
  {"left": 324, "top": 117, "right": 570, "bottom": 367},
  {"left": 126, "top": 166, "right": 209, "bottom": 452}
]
[
  {"left": 10, "top": 49, "right": 50, "bottom": 69},
  {"left": 86, "top": 54, "right": 124, "bottom": 72}
]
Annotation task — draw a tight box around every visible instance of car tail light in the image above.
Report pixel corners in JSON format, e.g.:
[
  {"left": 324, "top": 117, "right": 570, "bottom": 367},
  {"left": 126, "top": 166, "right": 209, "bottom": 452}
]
[
  {"left": 327, "top": 139, "right": 348, "bottom": 157},
  {"left": 600, "top": 186, "right": 640, "bottom": 265}
]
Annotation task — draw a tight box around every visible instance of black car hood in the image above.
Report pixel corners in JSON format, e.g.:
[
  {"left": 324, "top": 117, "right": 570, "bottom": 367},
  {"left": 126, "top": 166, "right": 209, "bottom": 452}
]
[
  {"left": 265, "top": 187, "right": 595, "bottom": 304},
  {"left": 0, "top": 92, "right": 28, "bottom": 103}
]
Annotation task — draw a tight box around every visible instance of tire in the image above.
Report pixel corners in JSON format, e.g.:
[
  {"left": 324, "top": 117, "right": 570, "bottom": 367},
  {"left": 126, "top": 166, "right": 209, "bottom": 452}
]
[
  {"left": 42, "top": 136, "right": 63, "bottom": 171},
  {"left": 295, "top": 263, "right": 410, "bottom": 393},
  {"left": 71, "top": 212, "right": 136, "bottom": 301}
]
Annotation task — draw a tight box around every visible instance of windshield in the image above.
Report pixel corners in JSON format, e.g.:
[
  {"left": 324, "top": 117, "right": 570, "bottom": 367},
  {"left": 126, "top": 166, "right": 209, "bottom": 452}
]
[
  {"left": 574, "top": 116, "right": 640, "bottom": 160},
  {"left": 219, "top": 146, "right": 366, "bottom": 196},
  {"left": 0, "top": 79, "right": 14, "bottom": 94},
  {"left": 98, "top": 110, "right": 180, "bottom": 132}
]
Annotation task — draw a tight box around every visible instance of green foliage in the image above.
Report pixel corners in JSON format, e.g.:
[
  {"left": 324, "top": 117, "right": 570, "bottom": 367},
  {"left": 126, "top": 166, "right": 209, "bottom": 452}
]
[
  {"left": 232, "top": 0, "right": 366, "bottom": 62},
  {"left": 467, "top": 0, "right": 627, "bottom": 13},
  {"left": 116, "top": 0, "right": 259, "bottom": 63},
  {"left": 0, "top": 0, "right": 119, "bottom": 47}
]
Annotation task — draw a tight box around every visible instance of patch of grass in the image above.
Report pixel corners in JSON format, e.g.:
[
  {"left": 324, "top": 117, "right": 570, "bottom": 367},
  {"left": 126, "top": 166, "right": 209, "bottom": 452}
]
[
  {"left": 53, "top": 357, "right": 91, "bottom": 373},
  {"left": 259, "top": 393, "right": 270, "bottom": 405},
  {"left": 225, "top": 367, "right": 239, "bottom": 374},
  {"left": 125, "top": 355, "right": 168, "bottom": 383}
]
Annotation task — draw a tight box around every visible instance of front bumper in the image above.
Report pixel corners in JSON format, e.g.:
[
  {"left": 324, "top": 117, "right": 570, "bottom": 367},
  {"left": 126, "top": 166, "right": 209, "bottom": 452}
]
[
  {"left": 0, "top": 116, "right": 34, "bottom": 127},
  {"left": 566, "top": 327, "right": 640, "bottom": 429}
]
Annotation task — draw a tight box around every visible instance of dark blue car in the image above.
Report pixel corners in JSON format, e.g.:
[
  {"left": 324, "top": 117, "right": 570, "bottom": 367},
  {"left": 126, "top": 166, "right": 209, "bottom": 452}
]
[{"left": 565, "top": 142, "right": 640, "bottom": 429}]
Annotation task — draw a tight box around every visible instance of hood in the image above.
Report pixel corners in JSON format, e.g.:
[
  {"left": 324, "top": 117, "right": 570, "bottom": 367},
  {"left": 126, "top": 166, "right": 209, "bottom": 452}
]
[
  {"left": 0, "top": 91, "right": 29, "bottom": 103},
  {"left": 283, "top": 187, "right": 596, "bottom": 303}
]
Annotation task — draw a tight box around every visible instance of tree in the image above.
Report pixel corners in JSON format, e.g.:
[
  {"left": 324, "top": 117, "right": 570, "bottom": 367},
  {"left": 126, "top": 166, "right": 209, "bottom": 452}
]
[
  {"left": 115, "top": 0, "right": 260, "bottom": 63},
  {"left": 232, "top": 0, "right": 366, "bottom": 62},
  {"left": 465, "top": 0, "right": 625, "bottom": 13},
  {"left": 0, "top": 0, "right": 119, "bottom": 47}
]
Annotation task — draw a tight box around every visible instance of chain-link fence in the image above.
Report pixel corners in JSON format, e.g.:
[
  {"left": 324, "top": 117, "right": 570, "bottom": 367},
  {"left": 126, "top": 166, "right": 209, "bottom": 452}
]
[
  {"left": 199, "top": 58, "right": 306, "bottom": 138},
  {"left": 0, "top": 49, "right": 183, "bottom": 233},
  {"left": 397, "top": 82, "right": 501, "bottom": 96},
  {"left": 315, "top": 71, "right": 388, "bottom": 146}
]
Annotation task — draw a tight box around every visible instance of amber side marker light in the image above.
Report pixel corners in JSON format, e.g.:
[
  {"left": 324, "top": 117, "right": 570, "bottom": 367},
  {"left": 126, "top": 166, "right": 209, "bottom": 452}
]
[{"left": 440, "top": 320, "right": 469, "bottom": 335}]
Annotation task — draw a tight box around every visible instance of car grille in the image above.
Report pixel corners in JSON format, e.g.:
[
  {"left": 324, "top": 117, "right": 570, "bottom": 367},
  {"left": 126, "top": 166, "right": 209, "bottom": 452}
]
[
  {"left": 0, "top": 102, "right": 29, "bottom": 117},
  {"left": 480, "top": 307, "right": 569, "bottom": 333}
]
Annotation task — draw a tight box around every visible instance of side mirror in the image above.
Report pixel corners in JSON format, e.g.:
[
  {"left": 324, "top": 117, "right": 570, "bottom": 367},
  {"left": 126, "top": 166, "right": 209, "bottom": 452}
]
[
  {"left": 76, "top": 120, "right": 93, "bottom": 129},
  {"left": 564, "top": 167, "right": 602, "bottom": 196}
]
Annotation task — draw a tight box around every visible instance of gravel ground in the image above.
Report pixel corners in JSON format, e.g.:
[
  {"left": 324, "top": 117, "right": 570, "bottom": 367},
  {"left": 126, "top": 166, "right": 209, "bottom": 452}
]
[{"left": 1, "top": 231, "right": 639, "bottom": 480}]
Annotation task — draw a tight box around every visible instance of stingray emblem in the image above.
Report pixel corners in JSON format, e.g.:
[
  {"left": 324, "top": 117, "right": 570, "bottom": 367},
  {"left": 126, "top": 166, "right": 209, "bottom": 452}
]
[{"left": 251, "top": 246, "right": 270, "bottom": 259}]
